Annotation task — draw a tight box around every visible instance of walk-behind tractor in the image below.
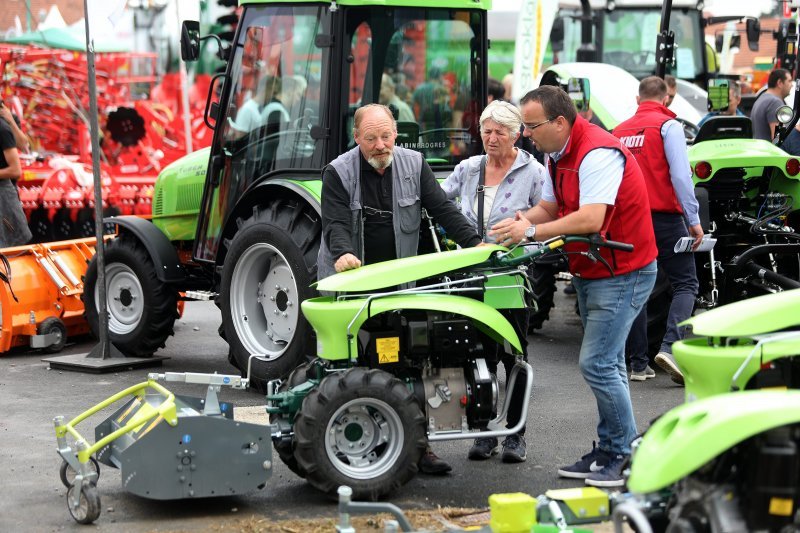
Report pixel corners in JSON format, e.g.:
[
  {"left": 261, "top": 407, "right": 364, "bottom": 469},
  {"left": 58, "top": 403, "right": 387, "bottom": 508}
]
[
  {"left": 83, "top": 0, "right": 495, "bottom": 387},
  {"left": 267, "top": 235, "right": 631, "bottom": 501}
]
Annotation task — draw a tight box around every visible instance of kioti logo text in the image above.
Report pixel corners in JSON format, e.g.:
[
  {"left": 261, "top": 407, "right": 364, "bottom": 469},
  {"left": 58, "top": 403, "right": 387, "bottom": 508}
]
[{"left": 619, "top": 134, "right": 645, "bottom": 149}]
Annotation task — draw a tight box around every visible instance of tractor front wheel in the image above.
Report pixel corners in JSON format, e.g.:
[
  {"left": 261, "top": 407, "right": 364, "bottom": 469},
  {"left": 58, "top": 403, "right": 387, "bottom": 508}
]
[
  {"left": 84, "top": 235, "right": 177, "bottom": 356},
  {"left": 293, "top": 368, "right": 427, "bottom": 501}
]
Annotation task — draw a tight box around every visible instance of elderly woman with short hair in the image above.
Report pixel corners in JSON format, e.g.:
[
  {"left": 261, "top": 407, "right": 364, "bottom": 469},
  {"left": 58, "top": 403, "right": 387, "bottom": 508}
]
[
  {"left": 442, "top": 100, "right": 545, "bottom": 242},
  {"left": 441, "top": 99, "right": 546, "bottom": 465}
]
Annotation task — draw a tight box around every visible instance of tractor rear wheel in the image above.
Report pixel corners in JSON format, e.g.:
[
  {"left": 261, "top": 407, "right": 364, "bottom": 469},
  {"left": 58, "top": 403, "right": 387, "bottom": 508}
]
[
  {"left": 84, "top": 235, "right": 177, "bottom": 356},
  {"left": 293, "top": 368, "right": 427, "bottom": 501},
  {"left": 219, "top": 199, "right": 320, "bottom": 391}
]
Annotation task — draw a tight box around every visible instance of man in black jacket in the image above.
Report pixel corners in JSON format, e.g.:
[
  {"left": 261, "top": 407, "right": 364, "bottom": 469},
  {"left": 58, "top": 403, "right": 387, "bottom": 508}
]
[{"left": 319, "top": 104, "right": 482, "bottom": 474}]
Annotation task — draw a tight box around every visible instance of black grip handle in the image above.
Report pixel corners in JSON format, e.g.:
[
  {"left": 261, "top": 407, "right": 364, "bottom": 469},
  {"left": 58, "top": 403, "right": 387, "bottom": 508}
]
[{"left": 602, "top": 239, "right": 634, "bottom": 252}]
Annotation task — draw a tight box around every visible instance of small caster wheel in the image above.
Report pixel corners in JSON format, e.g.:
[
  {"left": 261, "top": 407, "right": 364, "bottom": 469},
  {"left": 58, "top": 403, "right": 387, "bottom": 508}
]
[
  {"left": 60, "top": 456, "right": 100, "bottom": 488},
  {"left": 67, "top": 483, "right": 101, "bottom": 524},
  {"left": 39, "top": 317, "right": 67, "bottom": 354}
]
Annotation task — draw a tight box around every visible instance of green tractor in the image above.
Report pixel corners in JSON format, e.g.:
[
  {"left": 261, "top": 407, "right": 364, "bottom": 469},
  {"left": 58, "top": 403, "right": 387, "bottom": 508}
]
[{"left": 83, "top": 0, "right": 492, "bottom": 389}]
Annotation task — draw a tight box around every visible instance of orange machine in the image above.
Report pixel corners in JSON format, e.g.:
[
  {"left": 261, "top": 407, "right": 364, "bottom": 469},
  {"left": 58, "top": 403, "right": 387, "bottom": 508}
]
[{"left": 0, "top": 237, "right": 109, "bottom": 354}]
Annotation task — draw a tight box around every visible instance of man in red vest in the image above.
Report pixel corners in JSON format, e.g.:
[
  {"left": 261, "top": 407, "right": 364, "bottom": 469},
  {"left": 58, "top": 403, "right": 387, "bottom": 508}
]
[
  {"left": 613, "top": 77, "right": 703, "bottom": 386},
  {"left": 491, "top": 85, "right": 657, "bottom": 488}
]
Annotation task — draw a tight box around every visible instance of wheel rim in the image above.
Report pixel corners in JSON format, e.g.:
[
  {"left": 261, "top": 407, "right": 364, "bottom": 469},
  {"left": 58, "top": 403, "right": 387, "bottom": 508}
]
[
  {"left": 231, "top": 243, "right": 299, "bottom": 358},
  {"left": 99, "top": 263, "right": 144, "bottom": 335},
  {"left": 324, "top": 397, "right": 405, "bottom": 480}
]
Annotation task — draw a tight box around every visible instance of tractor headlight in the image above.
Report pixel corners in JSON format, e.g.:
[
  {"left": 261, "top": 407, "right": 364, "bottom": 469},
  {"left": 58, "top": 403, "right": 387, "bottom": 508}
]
[{"left": 776, "top": 105, "right": 794, "bottom": 125}]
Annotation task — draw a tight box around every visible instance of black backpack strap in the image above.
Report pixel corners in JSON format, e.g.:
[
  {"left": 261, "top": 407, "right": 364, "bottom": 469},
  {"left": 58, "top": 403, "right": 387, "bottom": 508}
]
[{"left": 476, "top": 155, "right": 487, "bottom": 240}]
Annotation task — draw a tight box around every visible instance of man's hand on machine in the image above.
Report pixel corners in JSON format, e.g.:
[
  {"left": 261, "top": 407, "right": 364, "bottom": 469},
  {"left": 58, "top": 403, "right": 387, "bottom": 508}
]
[
  {"left": 489, "top": 211, "right": 533, "bottom": 247},
  {"left": 335, "top": 253, "right": 362, "bottom": 273}
]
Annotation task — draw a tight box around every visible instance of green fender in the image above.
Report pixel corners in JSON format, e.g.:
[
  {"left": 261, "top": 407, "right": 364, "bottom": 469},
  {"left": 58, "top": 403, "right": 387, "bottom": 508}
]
[
  {"left": 680, "top": 288, "right": 800, "bottom": 337},
  {"left": 628, "top": 390, "right": 800, "bottom": 494},
  {"left": 315, "top": 245, "right": 506, "bottom": 293},
  {"left": 301, "top": 293, "right": 523, "bottom": 361}
]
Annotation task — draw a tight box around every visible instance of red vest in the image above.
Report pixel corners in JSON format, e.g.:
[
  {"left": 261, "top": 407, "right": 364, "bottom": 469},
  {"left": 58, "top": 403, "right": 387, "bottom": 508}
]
[
  {"left": 549, "top": 116, "right": 657, "bottom": 279},
  {"left": 612, "top": 101, "right": 682, "bottom": 214}
]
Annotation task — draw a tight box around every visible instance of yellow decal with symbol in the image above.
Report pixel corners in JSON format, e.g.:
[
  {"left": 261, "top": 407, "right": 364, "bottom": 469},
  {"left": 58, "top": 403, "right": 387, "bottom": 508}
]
[{"left": 376, "top": 337, "right": 400, "bottom": 364}]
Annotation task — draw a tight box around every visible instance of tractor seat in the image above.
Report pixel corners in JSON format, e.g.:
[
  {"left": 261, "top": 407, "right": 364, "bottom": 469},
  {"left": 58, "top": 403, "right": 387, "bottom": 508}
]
[{"left": 694, "top": 116, "right": 753, "bottom": 144}]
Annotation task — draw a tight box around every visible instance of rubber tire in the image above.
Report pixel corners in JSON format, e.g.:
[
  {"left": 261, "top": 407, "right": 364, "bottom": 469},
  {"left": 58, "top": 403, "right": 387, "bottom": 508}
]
[
  {"left": 83, "top": 235, "right": 177, "bottom": 357},
  {"left": 293, "top": 368, "right": 427, "bottom": 501},
  {"left": 59, "top": 457, "right": 100, "bottom": 488},
  {"left": 219, "top": 200, "right": 320, "bottom": 391},
  {"left": 269, "top": 359, "right": 319, "bottom": 479},
  {"left": 39, "top": 316, "right": 67, "bottom": 354},
  {"left": 67, "top": 483, "right": 101, "bottom": 524},
  {"left": 28, "top": 207, "right": 53, "bottom": 244},
  {"left": 527, "top": 262, "right": 560, "bottom": 331}
]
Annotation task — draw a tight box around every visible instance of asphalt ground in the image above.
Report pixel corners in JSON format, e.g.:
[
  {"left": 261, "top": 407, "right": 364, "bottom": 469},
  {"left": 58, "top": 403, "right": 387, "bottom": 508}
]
[{"left": 0, "top": 283, "right": 683, "bottom": 532}]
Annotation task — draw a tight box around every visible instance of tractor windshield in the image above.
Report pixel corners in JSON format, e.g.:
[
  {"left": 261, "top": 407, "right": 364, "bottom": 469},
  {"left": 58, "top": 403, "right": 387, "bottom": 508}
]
[
  {"left": 343, "top": 7, "right": 485, "bottom": 166},
  {"left": 561, "top": 8, "right": 704, "bottom": 83}
]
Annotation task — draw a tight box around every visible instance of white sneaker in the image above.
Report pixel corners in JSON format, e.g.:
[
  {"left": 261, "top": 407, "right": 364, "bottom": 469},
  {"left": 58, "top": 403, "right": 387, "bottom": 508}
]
[{"left": 655, "top": 352, "right": 684, "bottom": 385}]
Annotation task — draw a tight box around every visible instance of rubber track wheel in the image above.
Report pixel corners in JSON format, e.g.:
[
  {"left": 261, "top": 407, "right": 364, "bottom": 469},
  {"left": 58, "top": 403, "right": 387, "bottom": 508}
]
[
  {"left": 83, "top": 235, "right": 177, "bottom": 356},
  {"left": 219, "top": 199, "right": 320, "bottom": 391},
  {"left": 293, "top": 368, "right": 427, "bottom": 501}
]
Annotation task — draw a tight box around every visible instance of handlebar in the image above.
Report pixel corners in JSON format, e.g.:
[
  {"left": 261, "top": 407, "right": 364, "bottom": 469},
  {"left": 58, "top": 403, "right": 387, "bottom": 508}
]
[{"left": 488, "top": 233, "right": 634, "bottom": 273}]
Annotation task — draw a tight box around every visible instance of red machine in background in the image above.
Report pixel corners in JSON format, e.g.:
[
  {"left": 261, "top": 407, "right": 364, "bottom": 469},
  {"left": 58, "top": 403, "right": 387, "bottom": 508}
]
[{"left": 0, "top": 44, "right": 213, "bottom": 242}]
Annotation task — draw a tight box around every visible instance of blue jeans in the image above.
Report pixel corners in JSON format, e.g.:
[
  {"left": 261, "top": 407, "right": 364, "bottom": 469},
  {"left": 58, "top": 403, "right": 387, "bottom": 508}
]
[
  {"left": 573, "top": 261, "right": 657, "bottom": 455},
  {"left": 629, "top": 214, "right": 699, "bottom": 371}
]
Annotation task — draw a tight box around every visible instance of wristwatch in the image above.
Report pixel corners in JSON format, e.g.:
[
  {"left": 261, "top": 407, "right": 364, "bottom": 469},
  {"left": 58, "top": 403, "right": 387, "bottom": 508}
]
[{"left": 524, "top": 225, "right": 537, "bottom": 242}]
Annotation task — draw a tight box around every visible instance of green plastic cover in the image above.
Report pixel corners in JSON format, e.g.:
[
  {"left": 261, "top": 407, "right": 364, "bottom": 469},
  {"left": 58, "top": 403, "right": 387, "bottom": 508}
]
[
  {"left": 628, "top": 390, "right": 800, "bottom": 494},
  {"left": 315, "top": 245, "right": 506, "bottom": 292},
  {"left": 689, "top": 138, "right": 799, "bottom": 183},
  {"left": 302, "top": 293, "right": 523, "bottom": 359},
  {"left": 681, "top": 288, "right": 800, "bottom": 337}
]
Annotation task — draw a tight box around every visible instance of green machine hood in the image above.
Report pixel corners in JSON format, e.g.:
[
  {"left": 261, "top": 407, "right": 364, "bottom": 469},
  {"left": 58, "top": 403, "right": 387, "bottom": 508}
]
[
  {"left": 681, "top": 288, "right": 800, "bottom": 337},
  {"left": 151, "top": 147, "right": 210, "bottom": 241},
  {"left": 689, "top": 138, "right": 798, "bottom": 183},
  {"left": 316, "top": 245, "right": 506, "bottom": 293},
  {"left": 628, "top": 390, "right": 800, "bottom": 494}
]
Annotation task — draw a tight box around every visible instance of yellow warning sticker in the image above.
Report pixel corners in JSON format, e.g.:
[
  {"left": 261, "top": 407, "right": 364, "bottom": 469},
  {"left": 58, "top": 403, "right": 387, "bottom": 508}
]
[
  {"left": 376, "top": 337, "right": 400, "bottom": 363},
  {"left": 769, "top": 497, "right": 793, "bottom": 516}
]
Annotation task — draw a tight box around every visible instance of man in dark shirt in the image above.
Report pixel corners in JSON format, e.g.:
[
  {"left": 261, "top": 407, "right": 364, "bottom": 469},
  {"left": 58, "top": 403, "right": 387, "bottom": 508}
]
[
  {"left": 319, "top": 104, "right": 482, "bottom": 475},
  {"left": 320, "top": 104, "right": 480, "bottom": 276}
]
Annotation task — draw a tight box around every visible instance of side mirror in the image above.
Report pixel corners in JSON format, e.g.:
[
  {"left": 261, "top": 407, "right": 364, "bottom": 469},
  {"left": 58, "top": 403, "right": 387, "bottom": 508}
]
[
  {"left": 550, "top": 17, "right": 565, "bottom": 53},
  {"left": 707, "top": 78, "right": 730, "bottom": 112},
  {"left": 566, "top": 78, "right": 591, "bottom": 112},
  {"left": 181, "top": 20, "right": 201, "bottom": 62},
  {"left": 746, "top": 18, "right": 760, "bottom": 52}
]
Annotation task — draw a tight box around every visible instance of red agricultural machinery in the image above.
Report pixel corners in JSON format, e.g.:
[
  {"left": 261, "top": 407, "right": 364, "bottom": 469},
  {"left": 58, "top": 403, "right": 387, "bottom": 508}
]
[{"left": 0, "top": 44, "right": 213, "bottom": 242}]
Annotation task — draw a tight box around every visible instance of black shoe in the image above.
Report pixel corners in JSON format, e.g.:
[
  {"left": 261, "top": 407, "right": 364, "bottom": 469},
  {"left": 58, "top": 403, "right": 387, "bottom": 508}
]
[
  {"left": 419, "top": 450, "right": 452, "bottom": 475},
  {"left": 557, "top": 442, "right": 610, "bottom": 479},
  {"left": 468, "top": 437, "right": 499, "bottom": 460},
  {"left": 501, "top": 434, "right": 527, "bottom": 463},
  {"left": 563, "top": 281, "right": 576, "bottom": 295}
]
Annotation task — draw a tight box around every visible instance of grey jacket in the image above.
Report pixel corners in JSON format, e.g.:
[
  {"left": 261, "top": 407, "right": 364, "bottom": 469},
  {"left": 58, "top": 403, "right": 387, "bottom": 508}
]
[
  {"left": 441, "top": 149, "right": 545, "bottom": 242},
  {"left": 317, "top": 145, "right": 423, "bottom": 281}
]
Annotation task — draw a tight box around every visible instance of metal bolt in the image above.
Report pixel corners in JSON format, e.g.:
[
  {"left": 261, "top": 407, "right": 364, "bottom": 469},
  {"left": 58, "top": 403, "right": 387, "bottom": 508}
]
[
  {"left": 282, "top": 312, "right": 288, "bottom": 317},
  {"left": 275, "top": 284, "right": 280, "bottom": 290},
  {"left": 270, "top": 296, "right": 275, "bottom": 301}
]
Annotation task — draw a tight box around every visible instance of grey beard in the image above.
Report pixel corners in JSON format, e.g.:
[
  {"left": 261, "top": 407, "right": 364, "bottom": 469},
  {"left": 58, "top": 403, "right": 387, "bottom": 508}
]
[{"left": 367, "top": 153, "right": 393, "bottom": 170}]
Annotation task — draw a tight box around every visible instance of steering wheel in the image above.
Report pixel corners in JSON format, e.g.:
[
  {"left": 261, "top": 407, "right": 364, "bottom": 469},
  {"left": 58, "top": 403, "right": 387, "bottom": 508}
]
[{"left": 674, "top": 118, "right": 699, "bottom": 144}]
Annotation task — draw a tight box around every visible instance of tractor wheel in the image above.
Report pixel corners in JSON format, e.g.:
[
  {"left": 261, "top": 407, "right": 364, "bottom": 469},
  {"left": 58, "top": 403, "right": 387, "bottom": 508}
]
[
  {"left": 269, "top": 359, "right": 320, "bottom": 479},
  {"left": 39, "top": 316, "right": 67, "bottom": 353},
  {"left": 293, "top": 368, "right": 427, "bottom": 501},
  {"left": 84, "top": 235, "right": 177, "bottom": 356},
  {"left": 527, "top": 261, "right": 561, "bottom": 332},
  {"left": 219, "top": 200, "right": 320, "bottom": 391}
]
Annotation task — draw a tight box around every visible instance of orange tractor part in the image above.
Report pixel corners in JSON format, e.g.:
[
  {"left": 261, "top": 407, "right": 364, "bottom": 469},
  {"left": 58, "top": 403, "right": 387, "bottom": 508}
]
[{"left": 0, "top": 237, "right": 109, "bottom": 354}]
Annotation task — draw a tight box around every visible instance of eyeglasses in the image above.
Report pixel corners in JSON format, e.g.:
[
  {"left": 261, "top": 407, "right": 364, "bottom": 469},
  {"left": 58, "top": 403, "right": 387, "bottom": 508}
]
[{"left": 523, "top": 118, "right": 553, "bottom": 131}]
